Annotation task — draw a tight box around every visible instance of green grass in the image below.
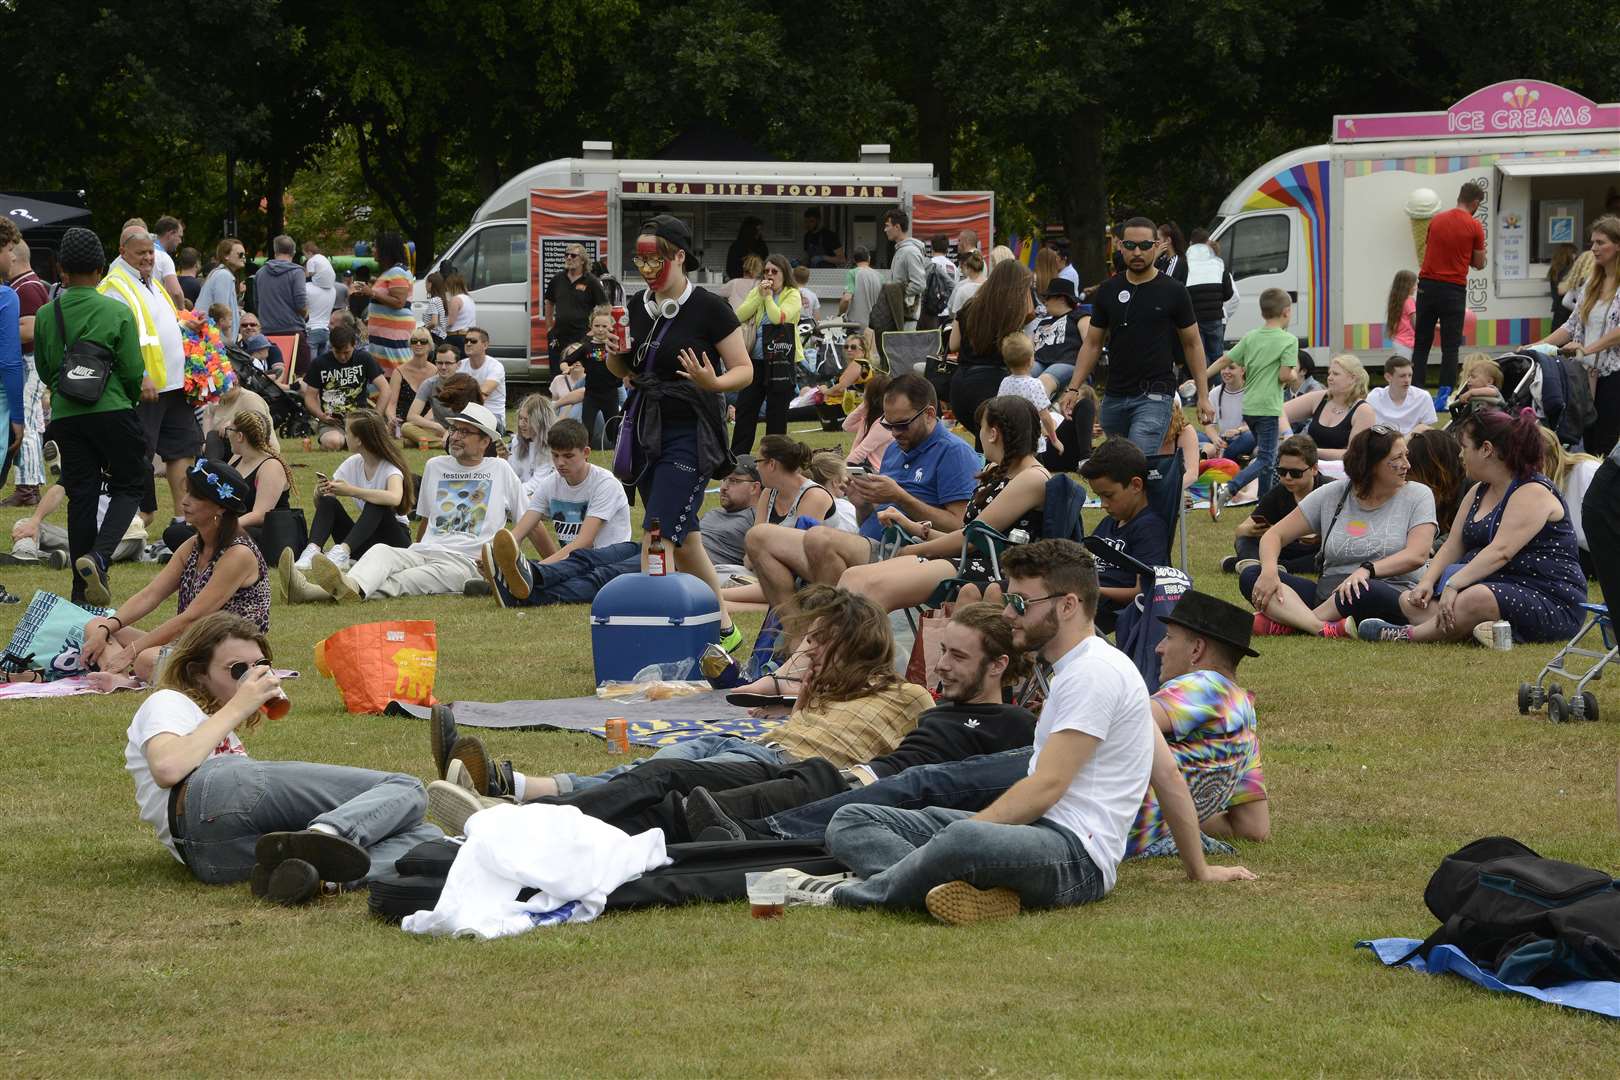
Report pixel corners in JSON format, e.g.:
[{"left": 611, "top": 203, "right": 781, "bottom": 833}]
[{"left": 2, "top": 424, "right": 1618, "bottom": 1077}]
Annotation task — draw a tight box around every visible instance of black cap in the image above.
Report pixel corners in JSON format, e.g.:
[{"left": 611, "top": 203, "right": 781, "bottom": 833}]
[
  {"left": 1157, "top": 590, "right": 1260, "bottom": 658},
  {"left": 58, "top": 227, "right": 106, "bottom": 274},
  {"left": 186, "top": 458, "right": 251, "bottom": 515},
  {"left": 729, "top": 455, "right": 761, "bottom": 481},
  {"left": 1041, "top": 277, "right": 1078, "bottom": 303},
  {"left": 641, "top": 214, "right": 702, "bottom": 273}
]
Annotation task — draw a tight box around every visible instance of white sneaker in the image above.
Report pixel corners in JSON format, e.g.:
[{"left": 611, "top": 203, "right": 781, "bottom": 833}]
[
  {"left": 775, "top": 868, "right": 857, "bottom": 907},
  {"left": 327, "top": 544, "right": 351, "bottom": 569},
  {"left": 293, "top": 543, "right": 320, "bottom": 571}
]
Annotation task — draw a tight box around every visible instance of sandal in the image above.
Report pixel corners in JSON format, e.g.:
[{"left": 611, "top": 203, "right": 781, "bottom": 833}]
[
  {"left": 1, "top": 669, "right": 41, "bottom": 683},
  {"left": 725, "top": 674, "right": 800, "bottom": 709}
]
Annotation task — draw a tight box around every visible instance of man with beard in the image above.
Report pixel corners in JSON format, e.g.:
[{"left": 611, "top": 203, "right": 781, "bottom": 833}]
[{"left": 775, "top": 539, "right": 1253, "bottom": 924}]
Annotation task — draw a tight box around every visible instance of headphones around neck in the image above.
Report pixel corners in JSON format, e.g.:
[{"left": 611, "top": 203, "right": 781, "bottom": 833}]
[{"left": 643, "top": 290, "right": 685, "bottom": 320}]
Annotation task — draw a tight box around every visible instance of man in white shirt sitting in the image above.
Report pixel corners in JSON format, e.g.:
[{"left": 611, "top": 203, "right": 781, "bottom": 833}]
[
  {"left": 286, "top": 404, "right": 523, "bottom": 600},
  {"left": 458, "top": 327, "right": 506, "bottom": 431},
  {"left": 776, "top": 538, "right": 1253, "bottom": 923},
  {"left": 1367, "top": 355, "right": 1437, "bottom": 435}
]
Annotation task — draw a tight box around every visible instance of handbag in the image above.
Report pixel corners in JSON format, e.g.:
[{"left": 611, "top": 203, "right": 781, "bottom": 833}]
[
  {"left": 759, "top": 322, "right": 796, "bottom": 392},
  {"left": 2, "top": 591, "right": 113, "bottom": 681},
  {"left": 52, "top": 299, "right": 114, "bottom": 406},
  {"left": 313, "top": 620, "right": 438, "bottom": 713},
  {"left": 611, "top": 315, "right": 676, "bottom": 483}
]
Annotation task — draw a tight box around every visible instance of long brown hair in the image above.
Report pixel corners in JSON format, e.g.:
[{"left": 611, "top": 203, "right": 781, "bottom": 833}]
[
  {"left": 1577, "top": 216, "right": 1620, "bottom": 324},
  {"left": 963, "top": 259, "right": 1033, "bottom": 356},
  {"left": 782, "top": 585, "right": 897, "bottom": 710},
  {"left": 156, "top": 611, "right": 273, "bottom": 726},
  {"left": 1385, "top": 270, "right": 1416, "bottom": 336},
  {"left": 230, "top": 411, "right": 295, "bottom": 501},
  {"left": 1034, "top": 247, "right": 1061, "bottom": 295},
  {"left": 1405, "top": 428, "right": 1465, "bottom": 527},
  {"left": 344, "top": 409, "right": 415, "bottom": 511},
  {"left": 950, "top": 600, "right": 1032, "bottom": 687}
]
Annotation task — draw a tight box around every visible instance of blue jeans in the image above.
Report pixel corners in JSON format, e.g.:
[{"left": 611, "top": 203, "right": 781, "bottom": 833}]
[
  {"left": 1226, "top": 414, "right": 1279, "bottom": 498},
  {"left": 759, "top": 747, "right": 1033, "bottom": 840},
  {"left": 1098, "top": 392, "right": 1174, "bottom": 454},
  {"left": 1032, "top": 362, "right": 1075, "bottom": 390},
  {"left": 826, "top": 804, "right": 1107, "bottom": 912},
  {"left": 176, "top": 754, "right": 442, "bottom": 884},
  {"left": 555, "top": 734, "right": 791, "bottom": 794},
  {"left": 492, "top": 542, "right": 640, "bottom": 607},
  {"left": 1198, "top": 320, "right": 1226, "bottom": 364},
  {"left": 306, "top": 327, "right": 329, "bottom": 359}
]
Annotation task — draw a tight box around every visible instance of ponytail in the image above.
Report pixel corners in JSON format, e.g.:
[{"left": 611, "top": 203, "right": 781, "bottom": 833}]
[
  {"left": 759, "top": 433, "right": 812, "bottom": 473},
  {"left": 232, "top": 411, "right": 295, "bottom": 501}
]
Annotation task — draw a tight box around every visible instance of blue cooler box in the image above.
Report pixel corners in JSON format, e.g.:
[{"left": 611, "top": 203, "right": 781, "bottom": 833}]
[{"left": 590, "top": 572, "right": 721, "bottom": 684}]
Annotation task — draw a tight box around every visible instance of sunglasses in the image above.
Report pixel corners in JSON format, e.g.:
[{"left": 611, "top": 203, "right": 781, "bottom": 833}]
[
  {"left": 411, "top": 337, "right": 431, "bottom": 344},
  {"left": 1118, "top": 240, "right": 1157, "bottom": 252},
  {"left": 229, "top": 657, "right": 272, "bottom": 681},
  {"left": 1369, "top": 424, "right": 1396, "bottom": 436},
  {"left": 1004, "top": 592, "right": 1062, "bottom": 617},
  {"left": 1274, "top": 466, "right": 1310, "bottom": 479},
  {"left": 879, "top": 405, "right": 929, "bottom": 432},
  {"left": 631, "top": 254, "right": 666, "bottom": 271}
]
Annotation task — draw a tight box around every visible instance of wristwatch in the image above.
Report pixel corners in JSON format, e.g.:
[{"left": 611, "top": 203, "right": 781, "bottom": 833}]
[{"left": 1360, "top": 561, "right": 1378, "bottom": 578}]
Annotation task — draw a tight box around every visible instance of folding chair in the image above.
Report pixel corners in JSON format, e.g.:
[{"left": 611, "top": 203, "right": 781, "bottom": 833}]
[
  {"left": 1081, "top": 534, "right": 1192, "bottom": 688},
  {"left": 1143, "top": 452, "right": 1190, "bottom": 570},
  {"left": 264, "top": 333, "right": 301, "bottom": 386},
  {"left": 878, "top": 329, "right": 941, "bottom": 381}
]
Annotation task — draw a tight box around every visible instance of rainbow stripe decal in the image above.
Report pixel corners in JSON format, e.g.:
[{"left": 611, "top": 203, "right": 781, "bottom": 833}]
[
  {"left": 1342, "top": 317, "right": 1554, "bottom": 351},
  {"left": 1242, "top": 160, "right": 1331, "bottom": 347},
  {"left": 1342, "top": 147, "right": 1616, "bottom": 176}
]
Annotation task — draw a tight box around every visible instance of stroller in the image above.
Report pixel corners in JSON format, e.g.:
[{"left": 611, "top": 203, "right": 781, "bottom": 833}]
[
  {"left": 1494, "top": 348, "right": 1595, "bottom": 448},
  {"left": 1517, "top": 603, "right": 1614, "bottom": 723},
  {"left": 227, "top": 346, "right": 313, "bottom": 439}
]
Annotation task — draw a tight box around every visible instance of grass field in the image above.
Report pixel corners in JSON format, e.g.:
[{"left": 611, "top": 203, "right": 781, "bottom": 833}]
[{"left": 2, "top": 420, "right": 1617, "bottom": 1077}]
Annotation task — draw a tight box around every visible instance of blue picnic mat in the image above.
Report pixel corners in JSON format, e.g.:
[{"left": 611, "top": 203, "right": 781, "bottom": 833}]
[{"left": 1359, "top": 937, "right": 1620, "bottom": 1019}]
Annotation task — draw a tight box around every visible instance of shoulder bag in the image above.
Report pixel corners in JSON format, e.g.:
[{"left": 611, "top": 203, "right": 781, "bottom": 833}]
[{"left": 52, "top": 298, "right": 115, "bottom": 406}]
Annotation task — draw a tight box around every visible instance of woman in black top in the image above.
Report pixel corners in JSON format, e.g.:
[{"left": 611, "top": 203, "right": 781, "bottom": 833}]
[
  {"left": 948, "top": 260, "right": 1035, "bottom": 447},
  {"left": 608, "top": 215, "right": 754, "bottom": 650}
]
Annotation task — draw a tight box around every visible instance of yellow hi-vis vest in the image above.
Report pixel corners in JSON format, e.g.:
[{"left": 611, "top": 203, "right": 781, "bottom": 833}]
[{"left": 98, "top": 262, "right": 178, "bottom": 386}]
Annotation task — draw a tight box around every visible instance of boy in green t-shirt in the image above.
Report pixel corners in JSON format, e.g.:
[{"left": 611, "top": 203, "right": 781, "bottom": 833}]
[{"left": 1208, "top": 288, "right": 1296, "bottom": 511}]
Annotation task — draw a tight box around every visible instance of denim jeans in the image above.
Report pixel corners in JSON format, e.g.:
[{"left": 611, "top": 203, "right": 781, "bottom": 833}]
[
  {"left": 554, "top": 733, "right": 791, "bottom": 794},
  {"left": 176, "top": 754, "right": 441, "bottom": 884},
  {"left": 1198, "top": 320, "right": 1226, "bottom": 364},
  {"left": 306, "top": 327, "right": 330, "bottom": 359},
  {"left": 1410, "top": 278, "right": 1466, "bottom": 390},
  {"left": 1226, "top": 414, "right": 1280, "bottom": 498},
  {"left": 757, "top": 747, "right": 1033, "bottom": 840},
  {"left": 491, "top": 542, "right": 640, "bottom": 607},
  {"left": 1032, "top": 362, "right": 1075, "bottom": 390},
  {"left": 826, "top": 804, "right": 1107, "bottom": 912},
  {"left": 1098, "top": 392, "right": 1174, "bottom": 454}
]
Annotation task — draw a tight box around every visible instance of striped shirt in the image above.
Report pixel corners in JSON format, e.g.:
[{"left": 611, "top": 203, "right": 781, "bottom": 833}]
[
  {"left": 761, "top": 681, "right": 932, "bottom": 768},
  {"left": 368, "top": 264, "right": 417, "bottom": 368}
]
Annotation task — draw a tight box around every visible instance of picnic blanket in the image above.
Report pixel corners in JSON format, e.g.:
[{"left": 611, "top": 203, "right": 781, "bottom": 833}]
[
  {"left": 0, "top": 669, "right": 300, "bottom": 702},
  {"left": 1358, "top": 938, "right": 1620, "bottom": 1019},
  {"left": 386, "top": 691, "right": 782, "bottom": 748}
]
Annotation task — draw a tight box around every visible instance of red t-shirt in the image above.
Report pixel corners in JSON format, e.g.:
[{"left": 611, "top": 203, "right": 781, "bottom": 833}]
[{"left": 1419, "top": 208, "right": 1486, "bottom": 286}]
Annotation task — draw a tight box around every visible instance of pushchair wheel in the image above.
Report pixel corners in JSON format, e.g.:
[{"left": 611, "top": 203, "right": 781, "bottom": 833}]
[
  {"left": 1581, "top": 692, "right": 1599, "bottom": 723},
  {"left": 1546, "top": 692, "right": 1568, "bottom": 724},
  {"left": 1517, "top": 682, "right": 1534, "bottom": 715}
]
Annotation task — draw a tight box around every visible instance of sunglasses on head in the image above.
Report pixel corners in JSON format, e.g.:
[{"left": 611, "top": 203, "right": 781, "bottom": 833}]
[
  {"left": 879, "top": 405, "right": 929, "bottom": 432},
  {"left": 1004, "top": 592, "right": 1062, "bottom": 617},
  {"left": 1369, "top": 424, "right": 1396, "bottom": 436},
  {"left": 1119, "top": 240, "right": 1157, "bottom": 252},
  {"left": 1274, "top": 466, "right": 1310, "bottom": 479},
  {"left": 229, "top": 657, "right": 272, "bottom": 681}
]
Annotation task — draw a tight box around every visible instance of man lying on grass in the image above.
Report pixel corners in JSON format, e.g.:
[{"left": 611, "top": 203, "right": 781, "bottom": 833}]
[
  {"left": 428, "top": 601, "right": 1037, "bottom": 838},
  {"left": 774, "top": 539, "right": 1255, "bottom": 925}
]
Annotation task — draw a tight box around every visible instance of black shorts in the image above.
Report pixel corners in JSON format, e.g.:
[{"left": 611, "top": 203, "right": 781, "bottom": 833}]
[{"left": 140, "top": 389, "right": 202, "bottom": 462}]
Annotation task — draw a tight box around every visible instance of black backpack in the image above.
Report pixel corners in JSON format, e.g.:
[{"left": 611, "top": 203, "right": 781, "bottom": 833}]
[
  {"left": 1403, "top": 836, "right": 1620, "bottom": 987},
  {"left": 916, "top": 263, "right": 955, "bottom": 332}
]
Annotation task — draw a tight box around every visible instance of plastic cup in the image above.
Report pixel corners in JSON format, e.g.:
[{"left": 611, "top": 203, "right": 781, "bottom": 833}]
[{"left": 745, "top": 872, "right": 786, "bottom": 920}]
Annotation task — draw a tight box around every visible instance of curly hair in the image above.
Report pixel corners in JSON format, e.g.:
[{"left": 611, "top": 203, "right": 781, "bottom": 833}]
[{"left": 781, "top": 585, "right": 898, "bottom": 710}]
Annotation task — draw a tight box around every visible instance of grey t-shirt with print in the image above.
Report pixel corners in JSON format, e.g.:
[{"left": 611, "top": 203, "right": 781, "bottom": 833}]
[{"left": 1297, "top": 478, "right": 1437, "bottom": 587}]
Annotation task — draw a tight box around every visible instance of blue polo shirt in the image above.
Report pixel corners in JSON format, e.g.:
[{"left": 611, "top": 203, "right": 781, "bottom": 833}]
[{"left": 861, "top": 419, "right": 981, "bottom": 540}]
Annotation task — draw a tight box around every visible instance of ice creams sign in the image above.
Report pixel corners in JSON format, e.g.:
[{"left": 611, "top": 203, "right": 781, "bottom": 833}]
[{"left": 1333, "top": 80, "right": 1619, "bottom": 143}]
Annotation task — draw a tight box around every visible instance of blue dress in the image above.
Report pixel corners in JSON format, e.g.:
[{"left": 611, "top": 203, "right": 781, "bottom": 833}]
[{"left": 1458, "top": 474, "right": 1586, "bottom": 643}]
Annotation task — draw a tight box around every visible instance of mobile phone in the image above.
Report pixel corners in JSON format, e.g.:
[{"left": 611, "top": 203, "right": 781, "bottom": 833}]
[
  {"left": 1249, "top": 514, "right": 1268, "bottom": 528},
  {"left": 846, "top": 463, "right": 869, "bottom": 476}
]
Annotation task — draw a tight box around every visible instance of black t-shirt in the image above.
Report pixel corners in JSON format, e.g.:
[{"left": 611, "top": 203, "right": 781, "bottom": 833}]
[
  {"left": 866, "top": 702, "right": 1038, "bottom": 778},
  {"left": 1032, "top": 310, "right": 1085, "bottom": 369},
  {"left": 1090, "top": 507, "right": 1171, "bottom": 588},
  {"left": 545, "top": 271, "right": 607, "bottom": 347},
  {"left": 347, "top": 287, "right": 370, "bottom": 321},
  {"left": 1253, "top": 472, "right": 1330, "bottom": 528},
  {"left": 303, "top": 349, "right": 383, "bottom": 416},
  {"left": 178, "top": 275, "right": 202, "bottom": 305},
  {"left": 803, "top": 227, "right": 839, "bottom": 264},
  {"left": 625, "top": 287, "right": 741, "bottom": 423},
  {"left": 580, "top": 340, "right": 619, "bottom": 395},
  {"left": 1090, "top": 271, "right": 1195, "bottom": 396}
]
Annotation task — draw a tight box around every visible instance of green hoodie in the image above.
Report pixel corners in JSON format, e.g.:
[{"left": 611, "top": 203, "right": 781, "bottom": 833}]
[{"left": 31, "top": 286, "right": 147, "bottom": 417}]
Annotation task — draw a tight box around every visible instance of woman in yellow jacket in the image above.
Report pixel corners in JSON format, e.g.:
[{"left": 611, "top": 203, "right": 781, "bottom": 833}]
[{"left": 731, "top": 253, "right": 801, "bottom": 454}]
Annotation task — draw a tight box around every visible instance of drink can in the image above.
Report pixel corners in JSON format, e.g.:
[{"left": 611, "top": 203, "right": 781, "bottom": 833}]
[
  {"left": 604, "top": 716, "right": 630, "bottom": 753},
  {"left": 1491, "top": 620, "right": 1513, "bottom": 651},
  {"left": 611, "top": 305, "right": 630, "bottom": 352},
  {"left": 1008, "top": 529, "right": 1030, "bottom": 546}
]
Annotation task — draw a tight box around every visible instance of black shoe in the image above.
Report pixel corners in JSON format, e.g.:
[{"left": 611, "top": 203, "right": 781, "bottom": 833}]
[
  {"left": 682, "top": 787, "right": 748, "bottom": 842},
  {"left": 449, "top": 735, "right": 515, "bottom": 798},
  {"left": 430, "top": 703, "right": 459, "bottom": 780},
  {"left": 75, "top": 554, "right": 111, "bottom": 607},
  {"left": 462, "top": 579, "right": 492, "bottom": 597},
  {"left": 255, "top": 830, "right": 371, "bottom": 886},
  {"left": 1220, "top": 555, "right": 1239, "bottom": 574},
  {"left": 250, "top": 858, "right": 321, "bottom": 906}
]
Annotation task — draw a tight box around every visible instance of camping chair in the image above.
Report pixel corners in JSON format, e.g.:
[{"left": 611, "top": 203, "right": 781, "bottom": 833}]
[
  {"left": 879, "top": 329, "right": 941, "bottom": 381},
  {"left": 265, "top": 333, "right": 300, "bottom": 387},
  {"left": 1144, "top": 451, "right": 1190, "bottom": 570},
  {"left": 1081, "top": 534, "right": 1192, "bottom": 689}
]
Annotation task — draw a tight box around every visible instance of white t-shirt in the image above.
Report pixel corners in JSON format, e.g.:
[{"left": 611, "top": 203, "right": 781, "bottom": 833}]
[
  {"left": 459, "top": 357, "right": 507, "bottom": 421},
  {"left": 1211, "top": 384, "right": 1246, "bottom": 433},
  {"left": 448, "top": 293, "right": 477, "bottom": 332},
  {"left": 527, "top": 464, "right": 631, "bottom": 549},
  {"left": 948, "top": 278, "right": 982, "bottom": 315},
  {"left": 305, "top": 253, "right": 337, "bottom": 330},
  {"left": 1058, "top": 264, "right": 1081, "bottom": 290},
  {"left": 415, "top": 454, "right": 525, "bottom": 559},
  {"left": 1029, "top": 634, "right": 1154, "bottom": 894},
  {"left": 152, "top": 243, "right": 176, "bottom": 284},
  {"left": 1367, "top": 385, "right": 1437, "bottom": 434},
  {"left": 124, "top": 689, "right": 247, "bottom": 862},
  {"left": 333, "top": 452, "right": 409, "bottom": 523},
  {"left": 831, "top": 497, "right": 859, "bottom": 532},
  {"left": 1563, "top": 458, "right": 1599, "bottom": 551}
]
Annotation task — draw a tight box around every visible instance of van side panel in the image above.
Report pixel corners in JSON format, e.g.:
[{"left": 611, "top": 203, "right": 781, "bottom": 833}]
[{"left": 1240, "top": 160, "right": 1331, "bottom": 347}]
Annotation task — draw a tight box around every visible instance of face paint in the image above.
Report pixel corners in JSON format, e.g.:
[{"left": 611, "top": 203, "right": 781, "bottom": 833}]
[{"left": 634, "top": 235, "right": 672, "bottom": 291}]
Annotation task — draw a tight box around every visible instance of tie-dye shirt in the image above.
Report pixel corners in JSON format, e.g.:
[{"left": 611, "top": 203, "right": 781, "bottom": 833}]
[
  {"left": 1126, "top": 670, "right": 1264, "bottom": 855},
  {"left": 367, "top": 264, "right": 417, "bottom": 369}
]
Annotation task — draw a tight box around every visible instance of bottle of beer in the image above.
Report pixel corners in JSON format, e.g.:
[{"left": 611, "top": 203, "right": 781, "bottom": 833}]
[{"left": 647, "top": 518, "right": 667, "bottom": 576}]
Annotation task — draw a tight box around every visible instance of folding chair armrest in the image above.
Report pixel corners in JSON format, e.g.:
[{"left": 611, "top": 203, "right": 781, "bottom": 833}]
[{"left": 877, "top": 523, "right": 920, "bottom": 561}]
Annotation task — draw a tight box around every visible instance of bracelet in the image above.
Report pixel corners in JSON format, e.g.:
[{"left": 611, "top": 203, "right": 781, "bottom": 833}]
[
  {"left": 107, "top": 614, "right": 123, "bottom": 628},
  {"left": 1360, "top": 561, "right": 1377, "bottom": 579},
  {"left": 1060, "top": 386, "right": 1080, "bottom": 397}
]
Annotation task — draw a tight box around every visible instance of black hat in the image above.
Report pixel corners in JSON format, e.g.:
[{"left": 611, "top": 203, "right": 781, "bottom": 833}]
[
  {"left": 641, "top": 214, "right": 702, "bottom": 273},
  {"left": 729, "top": 455, "right": 761, "bottom": 481},
  {"left": 1041, "top": 276, "right": 1078, "bottom": 303},
  {"left": 1157, "top": 590, "right": 1260, "bottom": 658},
  {"left": 186, "top": 458, "right": 251, "bottom": 515},
  {"left": 58, "top": 227, "right": 106, "bottom": 274}
]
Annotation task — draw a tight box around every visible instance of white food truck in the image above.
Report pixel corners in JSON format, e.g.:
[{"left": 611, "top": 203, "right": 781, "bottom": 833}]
[
  {"left": 1209, "top": 79, "right": 1619, "bottom": 366},
  {"left": 421, "top": 142, "right": 994, "bottom": 378}
]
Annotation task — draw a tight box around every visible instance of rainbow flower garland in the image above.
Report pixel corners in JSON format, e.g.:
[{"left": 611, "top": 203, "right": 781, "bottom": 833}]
[{"left": 180, "top": 313, "right": 237, "bottom": 405}]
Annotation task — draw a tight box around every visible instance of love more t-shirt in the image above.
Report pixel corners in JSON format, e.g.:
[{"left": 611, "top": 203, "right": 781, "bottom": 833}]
[
  {"left": 1297, "top": 478, "right": 1437, "bottom": 587},
  {"left": 415, "top": 454, "right": 525, "bottom": 559},
  {"left": 526, "top": 463, "right": 631, "bottom": 549}
]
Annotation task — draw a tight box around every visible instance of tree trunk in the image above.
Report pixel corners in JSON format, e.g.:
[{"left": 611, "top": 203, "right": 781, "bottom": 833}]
[
  {"left": 265, "top": 157, "right": 287, "bottom": 248},
  {"left": 1060, "top": 103, "right": 1107, "bottom": 286},
  {"left": 914, "top": 85, "right": 953, "bottom": 191}
]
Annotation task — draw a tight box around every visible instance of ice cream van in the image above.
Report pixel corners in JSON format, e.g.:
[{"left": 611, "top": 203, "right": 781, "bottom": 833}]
[{"left": 1209, "top": 79, "right": 1620, "bottom": 370}]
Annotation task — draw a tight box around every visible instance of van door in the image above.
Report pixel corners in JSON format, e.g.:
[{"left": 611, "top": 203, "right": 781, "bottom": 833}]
[
  {"left": 439, "top": 221, "right": 528, "bottom": 373},
  {"left": 1212, "top": 210, "right": 1304, "bottom": 343}
]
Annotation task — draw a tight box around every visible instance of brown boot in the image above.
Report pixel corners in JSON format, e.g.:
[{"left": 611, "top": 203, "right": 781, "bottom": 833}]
[{"left": 1, "top": 485, "right": 40, "bottom": 507}]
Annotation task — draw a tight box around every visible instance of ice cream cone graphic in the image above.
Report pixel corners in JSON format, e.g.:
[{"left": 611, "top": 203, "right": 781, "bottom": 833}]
[{"left": 1404, "top": 187, "right": 1442, "bottom": 263}]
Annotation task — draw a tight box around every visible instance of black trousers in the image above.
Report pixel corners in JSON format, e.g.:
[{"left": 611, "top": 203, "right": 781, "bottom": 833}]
[
  {"left": 1583, "top": 458, "right": 1620, "bottom": 608},
  {"left": 580, "top": 390, "right": 620, "bottom": 451},
  {"left": 949, "top": 364, "right": 1008, "bottom": 450},
  {"left": 309, "top": 495, "right": 413, "bottom": 559},
  {"left": 1410, "top": 278, "right": 1467, "bottom": 390},
  {"left": 49, "top": 410, "right": 146, "bottom": 601},
  {"left": 1586, "top": 373, "right": 1620, "bottom": 460},
  {"left": 731, "top": 379, "right": 791, "bottom": 454},
  {"left": 543, "top": 755, "right": 843, "bottom": 842}
]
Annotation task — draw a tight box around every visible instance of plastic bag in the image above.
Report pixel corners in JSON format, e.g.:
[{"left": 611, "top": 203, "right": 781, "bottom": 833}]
[
  {"left": 314, "top": 620, "right": 437, "bottom": 714},
  {"left": 596, "top": 660, "right": 703, "bottom": 702}
]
